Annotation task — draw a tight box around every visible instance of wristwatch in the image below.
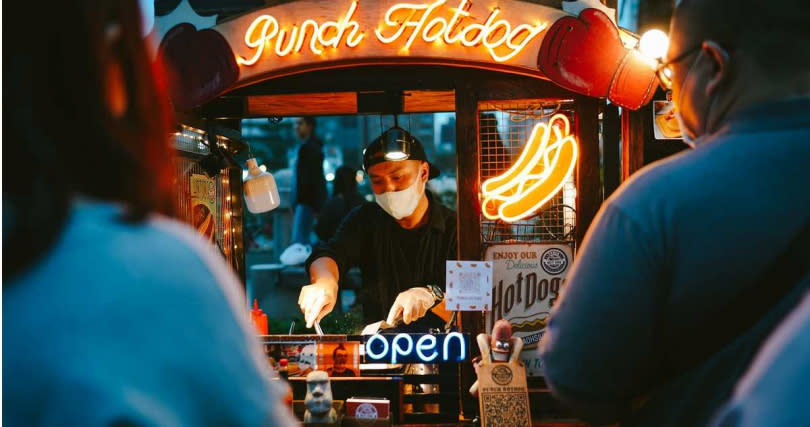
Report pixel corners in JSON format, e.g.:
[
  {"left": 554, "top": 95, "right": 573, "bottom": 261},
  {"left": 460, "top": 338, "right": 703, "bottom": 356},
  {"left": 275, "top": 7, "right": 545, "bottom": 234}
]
[{"left": 425, "top": 284, "right": 444, "bottom": 305}]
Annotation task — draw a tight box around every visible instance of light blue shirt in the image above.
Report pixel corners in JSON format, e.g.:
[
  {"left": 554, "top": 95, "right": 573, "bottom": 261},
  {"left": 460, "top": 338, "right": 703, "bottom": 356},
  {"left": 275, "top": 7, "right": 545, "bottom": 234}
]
[
  {"left": 3, "top": 200, "right": 297, "bottom": 426},
  {"left": 712, "top": 290, "right": 810, "bottom": 426},
  {"left": 539, "top": 97, "right": 810, "bottom": 423}
]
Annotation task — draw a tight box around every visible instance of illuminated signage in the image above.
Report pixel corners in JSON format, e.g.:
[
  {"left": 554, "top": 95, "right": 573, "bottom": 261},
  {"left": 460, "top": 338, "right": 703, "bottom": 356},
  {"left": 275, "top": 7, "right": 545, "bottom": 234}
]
[
  {"left": 374, "top": 0, "right": 547, "bottom": 62},
  {"left": 481, "top": 114, "right": 578, "bottom": 222},
  {"left": 160, "top": 0, "right": 656, "bottom": 111},
  {"left": 235, "top": 0, "right": 547, "bottom": 65},
  {"left": 237, "top": 1, "right": 364, "bottom": 65},
  {"left": 213, "top": 0, "right": 569, "bottom": 84},
  {"left": 363, "top": 333, "right": 468, "bottom": 363}
]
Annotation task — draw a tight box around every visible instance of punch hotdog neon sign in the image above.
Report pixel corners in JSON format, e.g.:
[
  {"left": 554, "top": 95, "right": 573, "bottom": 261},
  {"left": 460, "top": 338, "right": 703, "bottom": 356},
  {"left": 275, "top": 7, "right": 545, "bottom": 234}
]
[
  {"left": 234, "top": 0, "right": 548, "bottom": 65},
  {"left": 481, "top": 114, "right": 578, "bottom": 223}
]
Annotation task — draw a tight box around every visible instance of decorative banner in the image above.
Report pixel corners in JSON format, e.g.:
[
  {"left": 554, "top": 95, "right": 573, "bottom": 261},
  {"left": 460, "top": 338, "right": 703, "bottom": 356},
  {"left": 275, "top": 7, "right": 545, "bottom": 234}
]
[
  {"left": 263, "top": 340, "right": 360, "bottom": 377},
  {"left": 446, "top": 260, "right": 493, "bottom": 311},
  {"left": 190, "top": 174, "right": 217, "bottom": 243},
  {"left": 481, "top": 114, "right": 577, "bottom": 222},
  {"left": 153, "top": 0, "right": 657, "bottom": 110},
  {"left": 484, "top": 243, "right": 573, "bottom": 376}
]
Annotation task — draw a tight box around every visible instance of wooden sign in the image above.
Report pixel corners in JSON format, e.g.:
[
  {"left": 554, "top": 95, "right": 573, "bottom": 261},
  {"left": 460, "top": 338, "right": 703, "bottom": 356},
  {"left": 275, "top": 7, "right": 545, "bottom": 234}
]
[
  {"left": 214, "top": 0, "right": 568, "bottom": 87},
  {"left": 157, "top": 0, "right": 658, "bottom": 111},
  {"left": 477, "top": 360, "right": 531, "bottom": 426}
]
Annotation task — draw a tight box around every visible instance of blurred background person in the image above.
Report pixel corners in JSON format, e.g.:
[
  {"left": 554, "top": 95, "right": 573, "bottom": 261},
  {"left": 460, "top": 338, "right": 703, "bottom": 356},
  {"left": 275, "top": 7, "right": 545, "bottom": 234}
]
[
  {"left": 280, "top": 116, "right": 327, "bottom": 266},
  {"left": 2, "top": 1, "right": 296, "bottom": 425},
  {"left": 315, "top": 165, "right": 366, "bottom": 243}
]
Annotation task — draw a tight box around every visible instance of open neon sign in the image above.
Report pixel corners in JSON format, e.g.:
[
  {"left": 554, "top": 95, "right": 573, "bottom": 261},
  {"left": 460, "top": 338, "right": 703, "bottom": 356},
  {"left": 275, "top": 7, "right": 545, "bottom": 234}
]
[
  {"left": 236, "top": 0, "right": 547, "bottom": 65},
  {"left": 363, "top": 333, "right": 468, "bottom": 364},
  {"left": 481, "top": 114, "right": 578, "bottom": 223}
]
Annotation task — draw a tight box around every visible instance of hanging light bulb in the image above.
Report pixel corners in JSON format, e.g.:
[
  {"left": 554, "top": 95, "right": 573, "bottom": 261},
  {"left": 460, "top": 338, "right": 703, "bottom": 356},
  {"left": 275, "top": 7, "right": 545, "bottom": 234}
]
[
  {"left": 243, "top": 158, "right": 280, "bottom": 213},
  {"left": 639, "top": 29, "right": 669, "bottom": 61},
  {"left": 383, "top": 127, "right": 412, "bottom": 160}
]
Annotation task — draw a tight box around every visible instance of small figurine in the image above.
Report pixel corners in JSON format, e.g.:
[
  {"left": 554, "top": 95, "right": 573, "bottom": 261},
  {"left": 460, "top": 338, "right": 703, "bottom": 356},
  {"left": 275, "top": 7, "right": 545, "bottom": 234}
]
[
  {"left": 304, "top": 370, "right": 338, "bottom": 424},
  {"left": 470, "top": 319, "right": 523, "bottom": 396}
]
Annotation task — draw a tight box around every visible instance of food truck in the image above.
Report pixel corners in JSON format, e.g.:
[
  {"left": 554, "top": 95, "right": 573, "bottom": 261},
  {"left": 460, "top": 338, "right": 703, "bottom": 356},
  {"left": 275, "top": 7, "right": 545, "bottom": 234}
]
[{"left": 158, "top": 0, "right": 659, "bottom": 423}]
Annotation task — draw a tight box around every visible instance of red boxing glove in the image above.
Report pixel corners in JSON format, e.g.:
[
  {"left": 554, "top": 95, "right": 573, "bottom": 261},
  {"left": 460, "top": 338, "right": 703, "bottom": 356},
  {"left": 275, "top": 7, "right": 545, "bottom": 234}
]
[
  {"left": 538, "top": 8, "right": 656, "bottom": 110},
  {"left": 158, "top": 24, "right": 239, "bottom": 111},
  {"left": 608, "top": 48, "right": 658, "bottom": 110}
]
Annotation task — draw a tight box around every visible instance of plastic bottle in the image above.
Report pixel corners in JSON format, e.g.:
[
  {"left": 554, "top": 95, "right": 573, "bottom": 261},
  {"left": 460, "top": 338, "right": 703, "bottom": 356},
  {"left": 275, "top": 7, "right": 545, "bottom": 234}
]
[{"left": 250, "top": 299, "right": 268, "bottom": 335}]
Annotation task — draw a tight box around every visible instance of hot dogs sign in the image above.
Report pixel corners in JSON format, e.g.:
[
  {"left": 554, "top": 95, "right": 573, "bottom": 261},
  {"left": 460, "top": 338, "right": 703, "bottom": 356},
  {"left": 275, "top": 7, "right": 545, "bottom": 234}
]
[
  {"left": 156, "top": 0, "right": 657, "bottom": 110},
  {"left": 484, "top": 243, "right": 573, "bottom": 376}
]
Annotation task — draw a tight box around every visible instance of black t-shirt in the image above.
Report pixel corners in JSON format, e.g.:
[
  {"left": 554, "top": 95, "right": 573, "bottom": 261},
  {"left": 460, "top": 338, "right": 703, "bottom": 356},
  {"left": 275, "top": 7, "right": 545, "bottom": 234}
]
[{"left": 306, "top": 191, "right": 457, "bottom": 330}]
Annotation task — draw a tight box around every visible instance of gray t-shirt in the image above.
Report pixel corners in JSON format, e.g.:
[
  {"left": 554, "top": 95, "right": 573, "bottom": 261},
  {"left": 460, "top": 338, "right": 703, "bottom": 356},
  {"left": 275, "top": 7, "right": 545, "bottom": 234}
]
[
  {"left": 3, "top": 200, "right": 297, "bottom": 426},
  {"left": 539, "top": 98, "right": 810, "bottom": 422}
]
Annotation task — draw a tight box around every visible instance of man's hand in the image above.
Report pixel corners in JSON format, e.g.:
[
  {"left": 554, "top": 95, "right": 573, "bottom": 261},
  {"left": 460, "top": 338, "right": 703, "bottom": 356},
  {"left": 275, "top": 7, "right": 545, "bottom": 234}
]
[
  {"left": 298, "top": 279, "right": 338, "bottom": 328},
  {"left": 386, "top": 287, "right": 436, "bottom": 325}
]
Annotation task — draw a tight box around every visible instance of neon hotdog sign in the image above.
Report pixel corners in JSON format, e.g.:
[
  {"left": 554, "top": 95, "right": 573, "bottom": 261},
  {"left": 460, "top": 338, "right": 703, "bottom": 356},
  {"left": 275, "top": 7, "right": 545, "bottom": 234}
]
[
  {"left": 235, "top": 0, "right": 548, "bottom": 66},
  {"left": 481, "top": 114, "right": 578, "bottom": 223}
]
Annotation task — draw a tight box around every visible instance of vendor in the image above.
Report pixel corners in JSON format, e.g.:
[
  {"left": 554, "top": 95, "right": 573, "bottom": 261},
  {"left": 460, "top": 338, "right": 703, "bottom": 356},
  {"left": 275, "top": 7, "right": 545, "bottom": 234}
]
[{"left": 298, "top": 128, "right": 456, "bottom": 332}]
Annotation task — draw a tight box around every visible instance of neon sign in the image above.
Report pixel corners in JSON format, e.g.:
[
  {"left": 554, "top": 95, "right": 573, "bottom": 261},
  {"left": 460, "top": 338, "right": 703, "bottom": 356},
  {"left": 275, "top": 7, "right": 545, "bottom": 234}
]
[
  {"left": 481, "top": 114, "right": 578, "bottom": 222},
  {"left": 375, "top": 0, "right": 547, "bottom": 62},
  {"left": 234, "top": 0, "right": 548, "bottom": 65},
  {"left": 237, "top": 1, "right": 364, "bottom": 65},
  {"left": 363, "top": 333, "right": 468, "bottom": 363}
]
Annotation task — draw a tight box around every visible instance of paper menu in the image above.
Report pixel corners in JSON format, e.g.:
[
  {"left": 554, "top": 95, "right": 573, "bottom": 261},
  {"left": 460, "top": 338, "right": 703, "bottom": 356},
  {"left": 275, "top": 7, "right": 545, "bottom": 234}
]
[{"left": 445, "top": 261, "right": 493, "bottom": 311}]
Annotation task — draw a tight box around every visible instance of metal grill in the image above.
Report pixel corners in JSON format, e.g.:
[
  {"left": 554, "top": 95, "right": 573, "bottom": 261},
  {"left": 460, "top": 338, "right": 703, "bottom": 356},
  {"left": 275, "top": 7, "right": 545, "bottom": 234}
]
[{"left": 479, "top": 100, "right": 577, "bottom": 244}]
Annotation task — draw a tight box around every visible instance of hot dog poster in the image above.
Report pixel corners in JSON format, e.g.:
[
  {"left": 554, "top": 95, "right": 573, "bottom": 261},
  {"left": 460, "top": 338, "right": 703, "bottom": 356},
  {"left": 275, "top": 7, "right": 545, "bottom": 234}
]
[
  {"left": 190, "top": 174, "right": 217, "bottom": 243},
  {"left": 484, "top": 244, "right": 573, "bottom": 376},
  {"left": 155, "top": 0, "right": 657, "bottom": 111}
]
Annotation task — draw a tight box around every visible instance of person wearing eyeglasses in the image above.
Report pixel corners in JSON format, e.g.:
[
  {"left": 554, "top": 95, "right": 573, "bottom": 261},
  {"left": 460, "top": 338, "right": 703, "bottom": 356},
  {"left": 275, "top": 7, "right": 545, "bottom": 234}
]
[
  {"left": 298, "top": 128, "right": 455, "bottom": 332},
  {"left": 539, "top": 0, "right": 809, "bottom": 426}
]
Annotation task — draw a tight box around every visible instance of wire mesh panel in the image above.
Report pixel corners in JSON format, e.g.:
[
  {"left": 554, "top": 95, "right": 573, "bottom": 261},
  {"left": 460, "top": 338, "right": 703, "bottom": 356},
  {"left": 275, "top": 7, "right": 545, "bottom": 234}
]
[{"left": 479, "top": 100, "right": 577, "bottom": 245}]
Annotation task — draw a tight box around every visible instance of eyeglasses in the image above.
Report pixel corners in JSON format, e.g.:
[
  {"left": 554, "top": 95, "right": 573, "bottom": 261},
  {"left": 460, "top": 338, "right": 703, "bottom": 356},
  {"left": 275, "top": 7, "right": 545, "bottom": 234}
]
[{"left": 655, "top": 45, "right": 702, "bottom": 90}]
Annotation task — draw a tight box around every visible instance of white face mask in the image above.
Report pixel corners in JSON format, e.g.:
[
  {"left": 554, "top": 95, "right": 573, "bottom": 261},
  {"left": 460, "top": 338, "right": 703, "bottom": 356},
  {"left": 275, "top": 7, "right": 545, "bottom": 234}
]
[
  {"left": 673, "top": 50, "right": 712, "bottom": 148},
  {"left": 674, "top": 110, "right": 702, "bottom": 148},
  {"left": 375, "top": 176, "right": 425, "bottom": 220}
]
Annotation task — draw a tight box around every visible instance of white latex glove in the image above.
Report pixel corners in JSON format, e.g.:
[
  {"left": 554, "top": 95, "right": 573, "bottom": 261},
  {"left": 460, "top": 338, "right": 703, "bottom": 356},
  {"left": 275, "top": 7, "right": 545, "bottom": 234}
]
[
  {"left": 386, "top": 287, "right": 435, "bottom": 325},
  {"left": 298, "top": 280, "right": 338, "bottom": 328}
]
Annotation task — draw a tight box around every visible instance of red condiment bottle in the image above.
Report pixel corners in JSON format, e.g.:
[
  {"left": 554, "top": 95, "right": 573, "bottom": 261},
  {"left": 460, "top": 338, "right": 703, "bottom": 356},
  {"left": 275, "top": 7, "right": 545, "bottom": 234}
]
[
  {"left": 250, "top": 299, "right": 268, "bottom": 335},
  {"left": 278, "top": 359, "right": 293, "bottom": 407}
]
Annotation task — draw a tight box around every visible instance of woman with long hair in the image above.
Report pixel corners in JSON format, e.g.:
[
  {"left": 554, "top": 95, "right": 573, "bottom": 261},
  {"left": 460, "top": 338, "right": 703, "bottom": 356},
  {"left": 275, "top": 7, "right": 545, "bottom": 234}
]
[{"left": 2, "top": 1, "right": 295, "bottom": 425}]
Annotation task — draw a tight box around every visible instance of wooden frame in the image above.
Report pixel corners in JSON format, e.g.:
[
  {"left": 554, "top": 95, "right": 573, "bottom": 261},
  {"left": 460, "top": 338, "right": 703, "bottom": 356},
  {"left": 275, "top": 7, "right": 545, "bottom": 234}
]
[{"left": 199, "top": 63, "right": 643, "bottom": 422}]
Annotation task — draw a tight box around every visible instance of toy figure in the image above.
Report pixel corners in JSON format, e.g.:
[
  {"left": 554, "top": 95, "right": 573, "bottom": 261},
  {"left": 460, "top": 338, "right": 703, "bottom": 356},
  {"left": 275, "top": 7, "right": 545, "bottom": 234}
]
[
  {"left": 304, "top": 370, "right": 338, "bottom": 424},
  {"left": 470, "top": 319, "right": 523, "bottom": 396}
]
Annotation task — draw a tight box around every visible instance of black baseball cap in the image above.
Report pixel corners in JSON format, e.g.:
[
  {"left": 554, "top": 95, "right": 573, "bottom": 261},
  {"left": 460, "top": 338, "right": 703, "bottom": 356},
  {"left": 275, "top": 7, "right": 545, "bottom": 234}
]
[{"left": 362, "top": 127, "right": 440, "bottom": 179}]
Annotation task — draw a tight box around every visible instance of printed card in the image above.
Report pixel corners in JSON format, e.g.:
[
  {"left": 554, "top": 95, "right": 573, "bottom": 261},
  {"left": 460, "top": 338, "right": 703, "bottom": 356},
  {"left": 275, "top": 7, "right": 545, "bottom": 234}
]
[{"left": 446, "top": 261, "right": 493, "bottom": 311}]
